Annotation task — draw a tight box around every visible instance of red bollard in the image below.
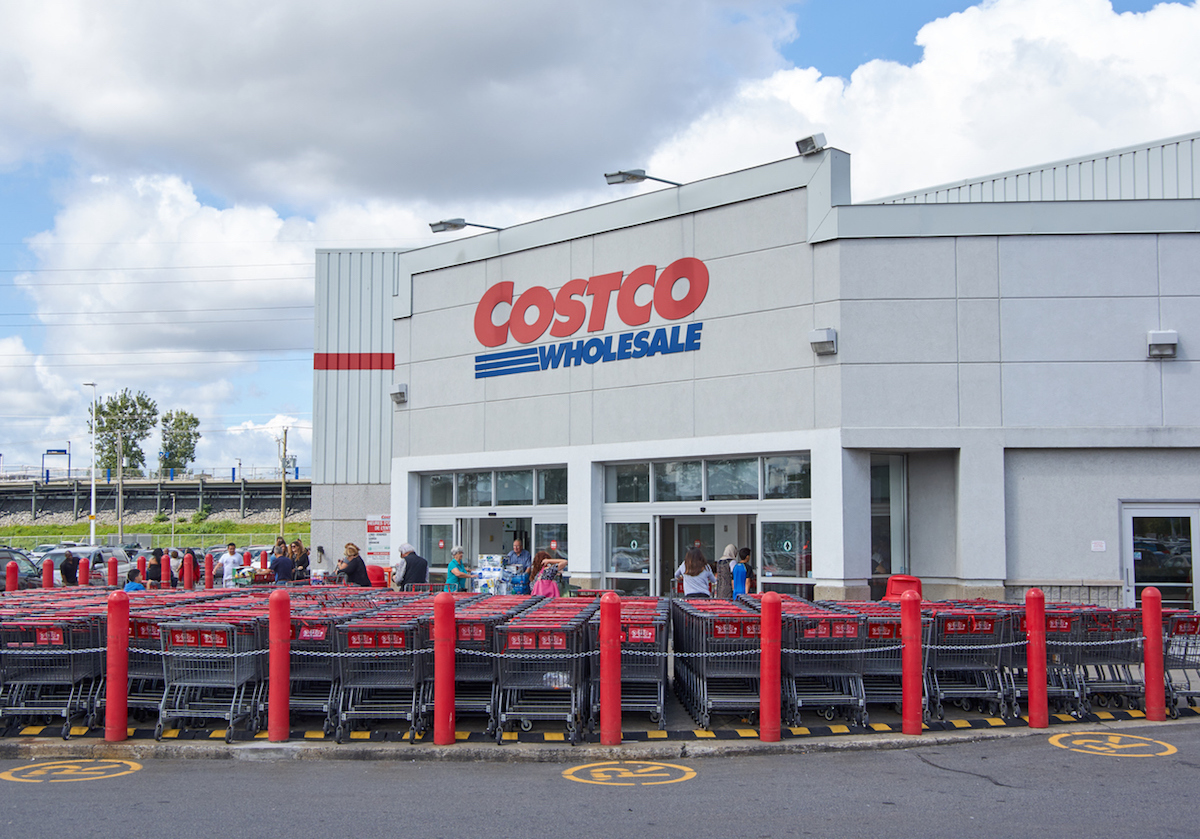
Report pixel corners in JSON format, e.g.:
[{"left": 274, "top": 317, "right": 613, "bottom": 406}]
[
  {"left": 901, "top": 589, "right": 923, "bottom": 735},
  {"left": 204, "top": 554, "right": 214, "bottom": 589},
  {"left": 79, "top": 558, "right": 90, "bottom": 587},
  {"left": 599, "top": 591, "right": 622, "bottom": 745},
  {"left": 759, "top": 591, "right": 781, "bottom": 742},
  {"left": 1025, "top": 588, "right": 1048, "bottom": 728},
  {"left": 5, "top": 560, "right": 17, "bottom": 593},
  {"left": 1143, "top": 587, "right": 1166, "bottom": 721},
  {"left": 243, "top": 551, "right": 252, "bottom": 567},
  {"left": 108, "top": 556, "right": 118, "bottom": 587},
  {"left": 268, "top": 588, "right": 291, "bottom": 741},
  {"left": 183, "top": 553, "right": 194, "bottom": 590},
  {"left": 137, "top": 555, "right": 147, "bottom": 583},
  {"left": 434, "top": 592, "right": 456, "bottom": 745},
  {"left": 42, "top": 557, "right": 54, "bottom": 588},
  {"left": 105, "top": 590, "right": 130, "bottom": 741},
  {"left": 260, "top": 551, "right": 269, "bottom": 569}
]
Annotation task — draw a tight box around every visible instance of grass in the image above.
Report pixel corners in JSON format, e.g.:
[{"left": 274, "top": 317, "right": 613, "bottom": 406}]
[{"left": 0, "top": 520, "right": 311, "bottom": 551}]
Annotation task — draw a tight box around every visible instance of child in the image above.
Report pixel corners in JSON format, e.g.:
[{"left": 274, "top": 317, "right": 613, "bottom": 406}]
[{"left": 124, "top": 568, "right": 146, "bottom": 592}]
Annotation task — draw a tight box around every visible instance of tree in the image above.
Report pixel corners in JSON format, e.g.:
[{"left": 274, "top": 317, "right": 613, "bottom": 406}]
[
  {"left": 160, "top": 410, "right": 201, "bottom": 471},
  {"left": 89, "top": 389, "right": 158, "bottom": 475}
]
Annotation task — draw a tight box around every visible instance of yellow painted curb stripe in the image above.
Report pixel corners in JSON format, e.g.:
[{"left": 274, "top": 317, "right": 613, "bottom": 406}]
[
  {"left": 788, "top": 726, "right": 810, "bottom": 735},
  {"left": 544, "top": 732, "right": 565, "bottom": 741},
  {"left": 162, "top": 729, "right": 180, "bottom": 739},
  {"left": 646, "top": 730, "right": 668, "bottom": 739},
  {"left": 502, "top": 731, "right": 518, "bottom": 741},
  {"left": 870, "top": 723, "right": 892, "bottom": 732},
  {"left": 455, "top": 731, "right": 470, "bottom": 740},
  {"left": 254, "top": 731, "right": 269, "bottom": 739},
  {"left": 1128, "top": 709, "right": 1146, "bottom": 718},
  {"left": 304, "top": 731, "right": 324, "bottom": 739},
  {"left": 950, "top": 719, "right": 971, "bottom": 729},
  {"left": 985, "top": 718, "right": 1006, "bottom": 727},
  {"left": 19, "top": 727, "right": 45, "bottom": 736},
  {"left": 210, "top": 730, "right": 226, "bottom": 739},
  {"left": 1094, "top": 711, "right": 1115, "bottom": 720},
  {"left": 349, "top": 730, "right": 371, "bottom": 740},
  {"left": 694, "top": 730, "right": 716, "bottom": 738},
  {"left": 735, "top": 728, "right": 758, "bottom": 738},
  {"left": 69, "top": 726, "right": 89, "bottom": 736},
  {"left": 1053, "top": 714, "right": 1075, "bottom": 722},
  {"left": 829, "top": 724, "right": 849, "bottom": 734}
]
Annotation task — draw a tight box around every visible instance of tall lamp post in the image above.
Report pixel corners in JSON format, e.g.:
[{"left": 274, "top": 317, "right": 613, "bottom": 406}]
[{"left": 83, "top": 382, "right": 97, "bottom": 546}]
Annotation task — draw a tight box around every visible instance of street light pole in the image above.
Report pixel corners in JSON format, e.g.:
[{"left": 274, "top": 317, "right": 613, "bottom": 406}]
[{"left": 83, "top": 383, "right": 97, "bottom": 546}]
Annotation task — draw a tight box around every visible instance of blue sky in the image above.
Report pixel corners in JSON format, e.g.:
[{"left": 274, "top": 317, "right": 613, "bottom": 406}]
[{"left": 0, "top": 0, "right": 1193, "bottom": 475}]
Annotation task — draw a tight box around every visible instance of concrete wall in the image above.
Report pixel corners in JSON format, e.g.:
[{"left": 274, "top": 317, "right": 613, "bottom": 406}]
[{"left": 310, "top": 483, "right": 391, "bottom": 573}]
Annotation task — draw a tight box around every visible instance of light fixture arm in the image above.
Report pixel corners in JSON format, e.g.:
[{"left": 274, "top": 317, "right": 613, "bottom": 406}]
[
  {"left": 604, "top": 169, "right": 682, "bottom": 187},
  {"left": 429, "top": 218, "right": 502, "bottom": 233}
]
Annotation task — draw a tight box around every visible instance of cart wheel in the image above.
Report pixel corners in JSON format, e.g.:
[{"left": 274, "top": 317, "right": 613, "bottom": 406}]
[
  {"left": 61, "top": 723, "right": 71, "bottom": 741},
  {"left": 1114, "top": 695, "right": 1129, "bottom": 710},
  {"left": 1169, "top": 703, "right": 1180, "bottom": 720},
  {"left": 893, "top": 703, "right": 903, "bottom": 715},
  {"left": 519, "top": 718, "right": 533, "bottom": 732},
  {"left": 495, "top": 726, "right": 505, "bottom": 745},
  {"left": 1188, "top": 697, "right": 1197, "bottom": 707},
  {"left": 648, "top": 711, "right": 660, "bottom": 724},
  {"left": 568, "top": 725, "right": 578, "bottom": 745},
  {"left": 821, "top": 707, "right": 837, "bottom": 721},
  {"left": 987, "top": 702, "right": 999, "bottom": 717},
  {"left": 154, "top": 723, "right": 164, "bottom": 741},
  {"left": 335, "top": 724, "right": 345, "bottom": 744},
  {"left": 249, "top": 717, "right": 260, "bottom": 735},
  {"left": 225, "top": 728, "right": 234, "bottom": 744},
  {"left": 859, "top": 711, "right": 870, "bottom": 728},
  {"left": 322, "top": 719, "right": 332, "bottom": 736},
  {"left": 936, "top": 706, "right": 945, "bottom": 721}
]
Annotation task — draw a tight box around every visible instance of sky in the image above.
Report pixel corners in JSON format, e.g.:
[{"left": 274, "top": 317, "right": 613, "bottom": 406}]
[{"left": 0, "top": 0, "right": 1195, "bottom": 478}]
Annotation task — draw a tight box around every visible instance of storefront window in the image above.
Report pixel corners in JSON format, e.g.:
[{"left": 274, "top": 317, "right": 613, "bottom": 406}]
[
  {"left": 654, "top": 460, "right": 702, "bottom": 502},
  {"left": 706, "top": 458, "right": 758, "bottom": 500},
  {"left": 420, "top": 524, "right": 453, "bottom": 570},
  {"left": 534, "top": 523, "right": 568, "bottom": 560},
  {"left": 457, "top": 471, "right": 492, "bottom": 506},
  {"left": 496, "top": 470, "right": 533, "bottom": 506},
  {"left": 760, "top": 521, "right": 811, "bottom": 578},
  {"left": 420, "top": 473, "right": 454, "bottom": 507},
  {"left": 606, "top": 522, "right": 650, "bottom": 574},
  {"left": 537, "top": 468, "right": 568, "bottom": 505},
  {"left": 605, "top": 463, "right": 649, "bottom": 503},
  {"left": 870, "top": 454, "right": 907, "bottom": 600},
  {"left": 764, "top": 455, "right": 811, "bottom": 499}
]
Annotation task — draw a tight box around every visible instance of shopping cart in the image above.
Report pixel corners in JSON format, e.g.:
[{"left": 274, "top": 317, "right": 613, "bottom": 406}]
[
  {"left": 332, "top": 614, "right": 429, "bottom": 743},
  {"left": 1078, "top": 608, "right": 1144, "bottom": 711},
  {"left": 1164, "top": 612, "right": 1200, "bottom": 717},
  {"left": 493, "top": 598, "right": 598, "bottom": 743},
  {"left": 1005, "top": 608, "right": 1086, "bottom": 717},
  {"left": 156, "top": 618, "right": 266, "bottom": 742},
  {"left": 450, "top": 595, "right": 537, "bottom": 734},
  {"left": 671, "top": 599, "right": 762, "bottom": 730},
  {"left": 0, "top": 616, "right": 104, "bottom": 738},
  {"left": 586, "top": 597, "right": 669, "bottom": 731},
  {"left": 927, "top": 608, "right": 1010, "bottom": 719}
]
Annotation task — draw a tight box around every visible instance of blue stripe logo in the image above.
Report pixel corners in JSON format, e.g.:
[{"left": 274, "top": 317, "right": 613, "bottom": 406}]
[{"left": 474, "top": 323, "right": 702, "bottom": 379}]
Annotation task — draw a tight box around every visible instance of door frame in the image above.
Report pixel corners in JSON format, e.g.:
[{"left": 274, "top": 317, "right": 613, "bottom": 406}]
[{"left": 1120, "top": 502, "right": 1198, "bottom": 609}]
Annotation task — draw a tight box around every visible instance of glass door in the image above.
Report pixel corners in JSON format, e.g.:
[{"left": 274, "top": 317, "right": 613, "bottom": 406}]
[
  {"left": 675, "top": 517, "right": 716, "bottom": 591},
  {"left": 1122, "top": 504, "right": 1197, "bottom": 610},
  {"left": 605, "top": 520, "right": 654, "bottom": 596}
]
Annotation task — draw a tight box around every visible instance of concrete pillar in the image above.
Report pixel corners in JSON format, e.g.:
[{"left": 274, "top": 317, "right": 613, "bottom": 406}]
[
  {"left": 811, "top": 436, "right": 871, "bottom": 600},
  {"left": 955, "top": 441, "right": 1007, "bottom": 599}
]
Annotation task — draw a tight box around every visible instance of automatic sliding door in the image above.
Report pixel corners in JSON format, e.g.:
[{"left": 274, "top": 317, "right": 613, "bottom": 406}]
[{"left": 605, "top": 521, "right": 652, "bottom": 596}]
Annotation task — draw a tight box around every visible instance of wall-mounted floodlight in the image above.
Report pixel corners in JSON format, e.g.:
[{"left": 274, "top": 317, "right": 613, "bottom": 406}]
[
  {"left": 390, "top": 383, "right": 409, "bottom": 406},
  {"left": 808, "top": 328, "right": 838, "bottom": 356},
  {"left": 1148, "top": 330, "right": 1178, "bottom": 359},
  {"left": 604, "top": 169, "right": 682, "bottom": 187},
  {"left": 429, "top": 218, "right": 502, "bottom": 233},
  {"left": 796, "top": 133, "right": 827, "bottom": 156}
]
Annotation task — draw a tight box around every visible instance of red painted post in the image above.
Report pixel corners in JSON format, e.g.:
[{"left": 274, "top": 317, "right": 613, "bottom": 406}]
[
  {"left": 105, "top": 590, "right": 129, "bottom": 741},
  {"left": 268, "top": 588, "right": 291, "bottom": 741},
  {"left": 901, "top": 589, "right": 923, "bottom": 735},
  {"left": 183, "top": 553, "right": 194, "bottom": 590},
  {"left": 204, "top": 554, "right": 214, "bottom": 589},
  {"left": 5, "top": 560, "right": 17, "bottom": 593},
  {"left": 433, "top": 591, "right": 456, "bottom": 745},
  {"left": 600, "top": 591, "right": 622, "bottom": 745},
  {"left": 137, "top": 555, "right": 147, "bottom": 583},
  {"left": 108, "top": 556, "right": 118, "bottom": 587},
  {"left": 260, "top": 550, "right": 269, "bottom": 569},
  {"left": 243, "top": 551, "right": 252, "bottom": 567},
  {"left": 760, "top": 591, "right": 781, "bottom": 742},
  {"left": 79, "top": 558, "right": 89, "bottom": 586},
  {"left": 42, "top": 558, "right": 54, "bottom": 588},
  {"left": 1143, "top": 586, "right": 1166, "bottom": 721},
  {"left": 1025, "top": 588, "right": 1048, "bottom": 728}
]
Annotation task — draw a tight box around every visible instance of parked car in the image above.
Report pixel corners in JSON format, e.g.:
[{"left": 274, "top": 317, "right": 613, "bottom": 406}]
[
  {"left": 0, "top": 546, "right": 41, "bottom": 589},
  {"left": 37, "top": 546, "right": 131, "bottom": 586}
]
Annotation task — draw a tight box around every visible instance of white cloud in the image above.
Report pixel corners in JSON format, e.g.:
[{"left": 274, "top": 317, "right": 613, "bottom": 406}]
[{"left": 649, "top": 0, "right": 1200, "bottom": 200}]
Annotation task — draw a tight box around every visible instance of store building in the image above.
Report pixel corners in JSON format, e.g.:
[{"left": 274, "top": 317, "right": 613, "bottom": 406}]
[{"left": 312, "top": 131, "right": 1200, "bottom": 609}]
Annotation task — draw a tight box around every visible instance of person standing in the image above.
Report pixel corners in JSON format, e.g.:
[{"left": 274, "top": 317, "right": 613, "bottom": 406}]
[
  {"left": 504, "top": 538, "right": 531, "bottom": 573},
  {"left": 715, "top": 544, "right": 737, "bottom": 600},
  {"left": 675, "top": 547, "right": 716, "bottom": 599},
  {"left": 291, "top": 540, "right": 310, "bottom": 579},
  {"left": 396, "top": 543, "right": 428, "bottom": 589},
  {"left": 530, "top": 550, "right": 567, "bottom": 598},
  {"left": 337, "top": 543, "right": 371, "bottom": 587},
  {"left": 270, "top": 543, "right": 294, "bottom": 583},
  {"left": 443, "top": 546, "right": 472, "bottom": 593},
  {"left": 59, "top": 550, "right": 79, "bottom": 586},
  {"left": 733, "top": 548, "right": 750, "bottom": 597},
  {"left": 219, "top": 543, "right": 239, "bottom": 588}
]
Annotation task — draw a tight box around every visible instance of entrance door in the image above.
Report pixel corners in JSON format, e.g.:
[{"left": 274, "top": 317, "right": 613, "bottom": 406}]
[
  {"left": 675, "top": 517, "right": 715, "bottom": 594},
  {"left": 1122, "top": 504, "right": 1197, "bottom": 610}
]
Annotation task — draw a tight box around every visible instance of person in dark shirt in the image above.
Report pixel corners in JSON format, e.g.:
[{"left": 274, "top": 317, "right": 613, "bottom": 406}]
[
  {"left": 336, "top": 543, "right": 371, "bottom": 587},
  {"left": 270, "top": 543, "right": 294, "bottom": 583},
  {"left": 397, "top": 544, "right": 428, "bottom": 589},
  {"left": 145, "top": 548, "right": 176, "bottom": 588},
  {"left": 59, "top": 551, "right": 79, "bottom": 586},
  {"left": 291, "top": 540, "right": 310, "bottom": 579}
]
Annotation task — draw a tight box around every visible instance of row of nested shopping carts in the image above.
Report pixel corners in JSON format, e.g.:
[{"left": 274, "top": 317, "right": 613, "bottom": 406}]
[{"left": 3, "top": 586, "right": 1200, "bottom": 738}]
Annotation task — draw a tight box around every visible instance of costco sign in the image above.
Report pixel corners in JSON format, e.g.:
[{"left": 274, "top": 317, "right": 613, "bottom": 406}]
[{"left": 473, "top": 257, "right": 708, "bottom": 379}]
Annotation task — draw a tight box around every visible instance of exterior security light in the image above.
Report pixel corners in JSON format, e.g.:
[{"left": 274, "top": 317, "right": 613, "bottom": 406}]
[
  {"left": 390, "top": 383, "right": 409, "bottom": 406},
  {"left": 809, "top": 328, "right": 838, "bottom": 356},
  {"left": 604, "top": 169, "right": 682, "bottom": 187},
  {"left": 1148, "top": 330, "right": 1178, "bottom": 359},
  {"left": 796, "top": 133, "right": 827, "bottom": 156},
  {"left": 429, "top": 219, "right": 501, "bottom": 233}
]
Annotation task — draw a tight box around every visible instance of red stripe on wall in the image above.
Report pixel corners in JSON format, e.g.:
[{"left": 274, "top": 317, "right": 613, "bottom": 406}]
[{"left": 313, "top": 352, "right": 395, "bottom": 370}]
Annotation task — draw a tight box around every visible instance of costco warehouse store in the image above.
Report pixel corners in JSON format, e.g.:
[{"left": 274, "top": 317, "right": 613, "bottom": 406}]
[{"left": 312, "top": 131, "right": 1200, "bottom": 611}]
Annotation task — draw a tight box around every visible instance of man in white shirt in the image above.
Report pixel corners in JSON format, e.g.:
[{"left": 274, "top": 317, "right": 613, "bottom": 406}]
[{"left": 219, "top": 542, "right": 239, "bottom": 588}]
